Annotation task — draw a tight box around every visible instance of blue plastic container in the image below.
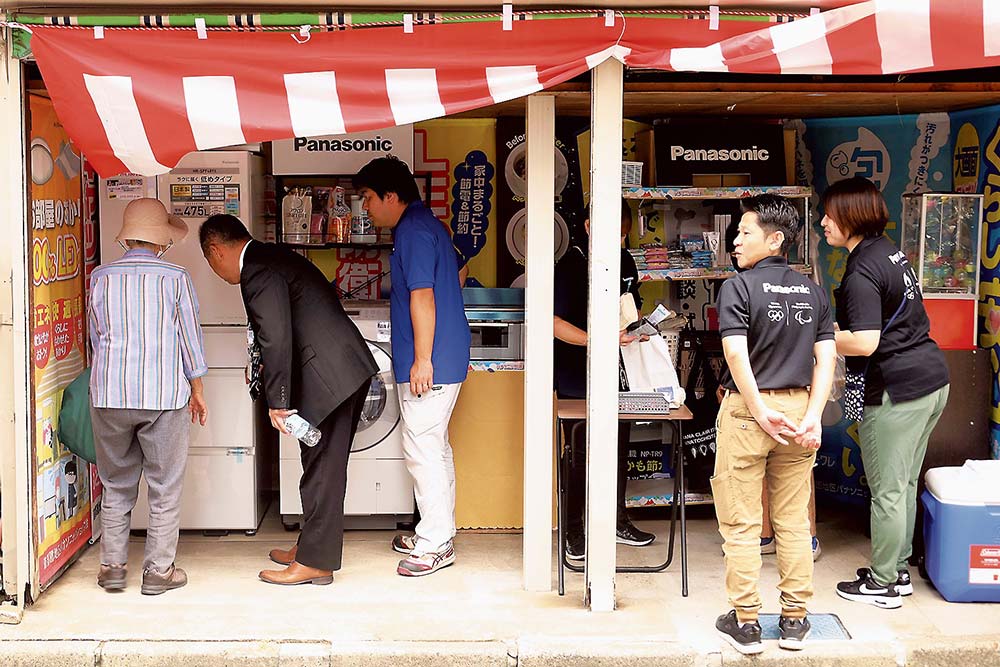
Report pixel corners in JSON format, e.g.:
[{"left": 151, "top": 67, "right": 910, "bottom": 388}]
[{"left": 921, "top": 460, "right": 1000, "bottom": 603}]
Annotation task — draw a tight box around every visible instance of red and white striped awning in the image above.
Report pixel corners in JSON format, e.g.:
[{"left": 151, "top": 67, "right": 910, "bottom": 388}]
[{"left": 27, "top": 0, "right": 1000, "bottom": 177}]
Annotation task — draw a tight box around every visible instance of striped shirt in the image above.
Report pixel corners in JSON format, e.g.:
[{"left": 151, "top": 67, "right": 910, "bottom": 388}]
[{"left": 88, "top": 248, "right": 208, "bottom": 410}]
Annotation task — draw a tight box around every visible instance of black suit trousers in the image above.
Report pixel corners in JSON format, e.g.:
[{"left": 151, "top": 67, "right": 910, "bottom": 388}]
[{"left": 295, "top": 380, "right": 370, "bottom": 571}]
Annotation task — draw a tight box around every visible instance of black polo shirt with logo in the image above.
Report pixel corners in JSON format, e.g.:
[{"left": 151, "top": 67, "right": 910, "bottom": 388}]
[
  {"left": 717, "top": 256, "right": 834, "bottom": 391},
  {"left": 835, "top": 236, "right": 949, "bottom": 405},
  {"left": 553, "top": 245, "right": 642, "bottom": 399}
]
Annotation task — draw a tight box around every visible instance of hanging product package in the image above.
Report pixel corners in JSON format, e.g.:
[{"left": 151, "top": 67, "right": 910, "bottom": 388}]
[{"left": 680, "top": 346, "right": 719, "bottom": 494}]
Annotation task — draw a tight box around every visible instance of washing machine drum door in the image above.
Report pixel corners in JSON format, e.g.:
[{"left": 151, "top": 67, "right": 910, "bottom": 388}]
[{"left": 352, "top": 342, "right": 399, "bottom": 454}]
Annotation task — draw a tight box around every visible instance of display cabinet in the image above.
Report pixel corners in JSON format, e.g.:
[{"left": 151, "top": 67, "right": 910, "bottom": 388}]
[
  {"left": 901, "top": 193, "right": 983, "bottom": 298},
  {"left": 900, "top": 192, "right": 984, "bottom": 349}
]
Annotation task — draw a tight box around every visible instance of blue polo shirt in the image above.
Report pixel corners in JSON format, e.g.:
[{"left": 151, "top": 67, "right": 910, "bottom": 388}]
[{"left": 389, "top": 201, "right": 471, "bottom": 384}]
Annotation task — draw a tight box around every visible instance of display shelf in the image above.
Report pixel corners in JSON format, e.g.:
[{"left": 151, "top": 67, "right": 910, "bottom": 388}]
[
  {"left": 625, "top": 477, "right": 713, "bottom": 508},
  {"left": 638, "top": 265, "right": 810, "bottom": 282},
  {"left": 623, "top": 185, "right": 814, "bottom": 200},
  {"left": 283, "top": 242, "right": 393, "bottom": 251}
]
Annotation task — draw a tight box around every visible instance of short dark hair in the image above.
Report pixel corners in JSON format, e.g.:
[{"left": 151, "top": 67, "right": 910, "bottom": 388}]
[
  {"left": 740, "top": 194, "right": 801, "bottom": 254},
  {"left": 353, "top": 156, "right": 421, "bottom": 204},
  {"left": 821, "top": 177, "right": 889, "bottom": 239},
  {"left": 199, "top": 214, "right": 251, "bottom": 254}
]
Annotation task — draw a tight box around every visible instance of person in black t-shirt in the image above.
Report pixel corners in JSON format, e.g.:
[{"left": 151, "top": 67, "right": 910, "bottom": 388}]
[
  {"left": 553, "top": 201, "right": 655, "bottom": 561},
  {"left": 712, "top": 195, "right": 836, "bottom": 655},
  {"left": 821, "top": 177, "right": 950, "bottom": 610}
]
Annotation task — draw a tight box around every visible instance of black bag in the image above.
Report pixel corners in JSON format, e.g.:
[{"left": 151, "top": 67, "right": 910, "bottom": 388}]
[{"left": 680, "top": 346, "right": 720, "bottom": 494}]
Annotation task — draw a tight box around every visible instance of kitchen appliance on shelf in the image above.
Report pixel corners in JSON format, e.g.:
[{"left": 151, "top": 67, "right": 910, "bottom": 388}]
[
  {"left": 278, "top": 300, "right": 414, "bottom": 530},
  {"left": 98, "top": 150, "right": 271, "bottom": 534},
  {"left": 463, "top": 288, "right": 525, "bottom": 361}
]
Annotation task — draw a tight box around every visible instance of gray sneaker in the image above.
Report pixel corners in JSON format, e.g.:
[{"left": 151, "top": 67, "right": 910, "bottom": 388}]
[
  {"left": 97, "top": 563, "right": 127, "bottom": 591},
  {"left": 141, "top": 564, "right": 188, "bottom": 596}
]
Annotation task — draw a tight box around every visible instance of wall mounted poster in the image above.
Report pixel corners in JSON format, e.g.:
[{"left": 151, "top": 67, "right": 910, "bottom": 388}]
[{"left": 28, "top": 94, "right": 92, "bottom": 591}]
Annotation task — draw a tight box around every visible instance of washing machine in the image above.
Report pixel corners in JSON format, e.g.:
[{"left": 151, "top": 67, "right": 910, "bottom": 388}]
[{"left": 278, "top": 301, "right": 414, "bottom": 530}]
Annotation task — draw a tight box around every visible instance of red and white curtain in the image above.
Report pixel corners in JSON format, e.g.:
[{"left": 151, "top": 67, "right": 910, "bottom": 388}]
[{"left": 28, "top": 0, "right": 1000, "bottom": 177}]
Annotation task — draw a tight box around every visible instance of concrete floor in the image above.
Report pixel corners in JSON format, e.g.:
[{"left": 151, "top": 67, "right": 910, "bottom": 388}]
[{"left": 6, "top": 503, "right": 1000, "bottom": 654}]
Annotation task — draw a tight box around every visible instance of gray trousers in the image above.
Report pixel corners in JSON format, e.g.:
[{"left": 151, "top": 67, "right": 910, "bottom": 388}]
[{"left": 91, "top": 406, "right": 189, "bottom": 571}]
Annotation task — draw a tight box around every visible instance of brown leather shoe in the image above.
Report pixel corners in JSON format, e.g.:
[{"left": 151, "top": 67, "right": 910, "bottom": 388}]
[
  {"left": 258, "top": 560, "right": 333, "bottom": 586},
  {"left": 268, "top": 544, "right": 297, "bottom": 566},
  {"left": 97, "top": 563, "right": 127, "bottom": 591},
  {"left": 141, "top": 564, "right": 187, "bottom": 596}
]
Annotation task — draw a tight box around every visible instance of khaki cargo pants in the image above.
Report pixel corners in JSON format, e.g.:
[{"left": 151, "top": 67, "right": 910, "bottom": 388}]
[{"left": 711, "top": 389, "right": 816, "bottom": 623}]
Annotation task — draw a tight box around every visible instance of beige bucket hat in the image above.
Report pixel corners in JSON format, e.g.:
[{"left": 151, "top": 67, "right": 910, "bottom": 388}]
[{"left": 115, "top": 198, "right": 188, "bottom": 246}]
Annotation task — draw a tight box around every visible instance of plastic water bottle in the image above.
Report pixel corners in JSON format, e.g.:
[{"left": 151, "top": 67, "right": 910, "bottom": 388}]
[{"left": 285, "top": 414, "right": 321, "bottom": 447}]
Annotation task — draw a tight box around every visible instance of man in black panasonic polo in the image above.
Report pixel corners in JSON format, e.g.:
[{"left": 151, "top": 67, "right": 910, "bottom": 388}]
[{"left": 711, "top": 194, "right": 836, "bottom": 656}]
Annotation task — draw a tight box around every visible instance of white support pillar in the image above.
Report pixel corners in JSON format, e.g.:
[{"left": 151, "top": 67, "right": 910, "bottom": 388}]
[
  {"left": 0, "top": 28, "right": 31, "bottom": 624},
  {"left": 522, "top": 94, "right": 555, "bottom": 592},
  {"left": 585, "top": 58, "right": 623, "bottom": 612}
]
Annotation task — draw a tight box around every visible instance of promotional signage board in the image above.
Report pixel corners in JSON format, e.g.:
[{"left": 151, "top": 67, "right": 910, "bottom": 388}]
[
  {"left": 272, "top": 125, "right": 414, "bottom": 175},
  {"left": 28, "top": 94, "right": 92, "bottom": 590},
  {"left": 654, "top": 121, "right": 786, "bottom": 186}
]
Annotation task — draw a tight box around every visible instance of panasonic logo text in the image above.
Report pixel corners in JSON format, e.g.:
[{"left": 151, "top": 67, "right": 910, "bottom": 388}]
[
  {"left": 762, "top": 282, "right": 810, "bottom": 295},
  {"left": 294, "top": 136, "right": 394, "bottom": 153},
  {"left": 669, "top": 145, "right": 770, "bottom": 161}
]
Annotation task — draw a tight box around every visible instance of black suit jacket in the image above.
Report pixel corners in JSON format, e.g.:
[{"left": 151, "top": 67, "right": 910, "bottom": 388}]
[{"left": 240, "top": 241, "right": 377, "bottom": 425}]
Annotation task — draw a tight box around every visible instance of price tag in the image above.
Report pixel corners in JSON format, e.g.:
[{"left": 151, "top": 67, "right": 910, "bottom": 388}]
[{"left": 377, "top": 321, "right": 391, "bottom": 342}]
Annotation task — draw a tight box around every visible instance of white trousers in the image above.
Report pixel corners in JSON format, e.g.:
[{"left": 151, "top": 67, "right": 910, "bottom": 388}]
[{"left": 398, "top": 382, "right": 462, "bottom": 554}]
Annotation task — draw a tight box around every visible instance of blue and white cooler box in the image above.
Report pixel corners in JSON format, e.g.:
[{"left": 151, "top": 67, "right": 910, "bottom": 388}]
[{"left": 921, "top": 460, "right": 1000, "bottom": 602}]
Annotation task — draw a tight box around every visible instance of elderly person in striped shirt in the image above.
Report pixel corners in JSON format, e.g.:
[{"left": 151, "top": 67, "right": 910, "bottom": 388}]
[{"left": 89, "top": 198, "right": 208, "bottom": 596}]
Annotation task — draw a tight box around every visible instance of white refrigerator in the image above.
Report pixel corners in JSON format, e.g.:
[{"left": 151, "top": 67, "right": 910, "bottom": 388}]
[{"left": 98, "top": 151, "right": 271, "bottom": 534}]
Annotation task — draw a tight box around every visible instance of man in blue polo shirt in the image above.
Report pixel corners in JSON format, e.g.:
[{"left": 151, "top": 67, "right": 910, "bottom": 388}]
[{"left": 355, "top": 157, "right": 471, "bottom": 577}]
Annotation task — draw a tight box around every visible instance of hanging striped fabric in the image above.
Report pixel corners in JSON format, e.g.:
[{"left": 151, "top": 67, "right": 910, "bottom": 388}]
[{"left": 27, "top": 0, "right": 1000, "bottom": 178}]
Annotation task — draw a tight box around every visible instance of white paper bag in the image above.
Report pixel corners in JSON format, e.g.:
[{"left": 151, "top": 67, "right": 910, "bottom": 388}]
[{"left": 620, "top": 335, "right": 684, "bottom": 403}]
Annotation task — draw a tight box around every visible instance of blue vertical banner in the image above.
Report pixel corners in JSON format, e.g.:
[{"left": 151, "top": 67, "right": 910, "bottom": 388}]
[
  {"left": 451, "top": 150, "right": 495, "bottom": 285},
  {"left": 798, "top": 113, "right": 954, "bottom": 501},
  {"left": 951, "top": 103, "right": 1000, "bottom": 460}
]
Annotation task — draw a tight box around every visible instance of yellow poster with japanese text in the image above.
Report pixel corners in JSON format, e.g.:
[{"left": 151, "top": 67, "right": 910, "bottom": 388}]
[{"left": 28, "top": 94, "right": 91, "bottom": 591}]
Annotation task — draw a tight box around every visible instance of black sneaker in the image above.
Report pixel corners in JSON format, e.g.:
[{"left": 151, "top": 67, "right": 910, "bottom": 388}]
[
  {"left": 565, "top": 531, "right": 585, "bottom": 561},
  {"left": 853, "top": 567, "right": 913, "bottom": 596},
  {"left": 778, "top": 616, "right": 810, "bottom": 650},
  {"left": 616, "top": 518, "right": 655, "bottom": 546},
  {"left": 836, "top": 569, "right": 902, "bottom": 609},
  {"left": 715, "top": 609, "right": 764, "bottom": 655},
  {"left": 896, "top": 569, "right": 913, "bottom": 596}
]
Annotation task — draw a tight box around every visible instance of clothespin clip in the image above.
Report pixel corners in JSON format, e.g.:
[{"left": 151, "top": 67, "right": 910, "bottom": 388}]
[
  {"left": 708, "top": 5, "right": 720, "bottom": 31},
  {"left": 502, "top": 3, "right": 513, "bottom": 31},
  {"left": 195, "top": 17, "right": 208, "bottom": 39},
  {"left": 291, "top": 24, "right": 312, "bottom": 44},
  {"left": 403, "top": 13, "right": 414, "bottom": 33},
  {"left": 605, "top": 9, "right": 615, "bottom": 27},
  {"left": 94, "top": 25, "right": 105, "bottom": 39}
]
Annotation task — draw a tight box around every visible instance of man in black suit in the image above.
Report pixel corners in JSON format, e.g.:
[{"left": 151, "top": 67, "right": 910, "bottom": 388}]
[{"left": 199, "top": 215, "right": 377, "bottom": 586}]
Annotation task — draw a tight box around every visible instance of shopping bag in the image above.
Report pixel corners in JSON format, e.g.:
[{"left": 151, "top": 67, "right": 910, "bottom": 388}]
[
  {"left": 58, "top": 368, "right": 97, "bottom": 464},
  {"left": 680, "top": 347, "right": 719, "bottom": 493},
  {"left": 620, "top": 335, "right": 683, "bottom": 401}
]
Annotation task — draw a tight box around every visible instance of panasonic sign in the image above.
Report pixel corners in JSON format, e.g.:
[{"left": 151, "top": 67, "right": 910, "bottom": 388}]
[
  {"left": 272, "top": 125, "right": 414, "bottom": 175},
  {"left": 293, "top": 136, "right": 394, "bottom": 153},
  {"left": 670, "top": 145, "right": 770, "bottom": 161}
]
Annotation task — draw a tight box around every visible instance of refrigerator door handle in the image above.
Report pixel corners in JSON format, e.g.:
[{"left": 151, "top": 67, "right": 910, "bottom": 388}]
[{"left": 226, "top": 447, "right": 251, "bottom": 462}]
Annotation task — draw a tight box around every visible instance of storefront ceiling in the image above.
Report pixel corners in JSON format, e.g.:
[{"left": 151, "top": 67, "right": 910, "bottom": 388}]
[
  {"left": 458, "top": 82, "right": 1000, "bottom": 118},
  {"left": 2, "top": 1, "right": 862, "bottom": 13}
]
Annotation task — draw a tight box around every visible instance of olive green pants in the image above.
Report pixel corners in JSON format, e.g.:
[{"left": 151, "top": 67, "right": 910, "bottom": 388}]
[{"left": 858, "top": 385, "right": 949, "bottom": 586}]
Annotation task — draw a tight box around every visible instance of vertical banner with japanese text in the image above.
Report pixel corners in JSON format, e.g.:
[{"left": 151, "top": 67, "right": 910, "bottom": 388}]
[{"left": 28, "top": 94, "right": 92, "bottom": 590}]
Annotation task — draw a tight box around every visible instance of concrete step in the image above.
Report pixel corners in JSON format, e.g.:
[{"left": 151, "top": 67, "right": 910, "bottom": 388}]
[{"left": 1, "top": 636, "right": 997, "bottom": 667}]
